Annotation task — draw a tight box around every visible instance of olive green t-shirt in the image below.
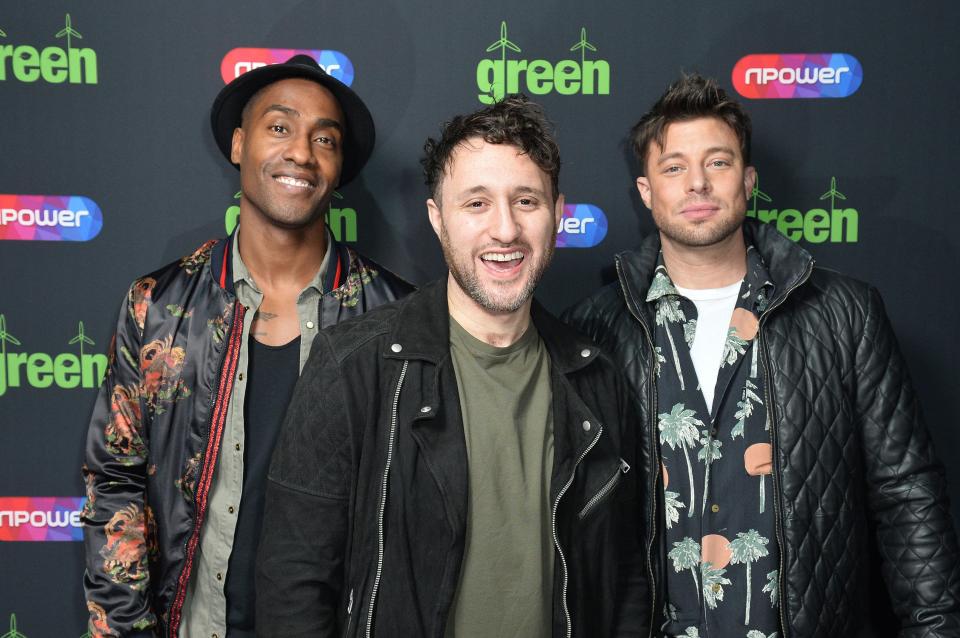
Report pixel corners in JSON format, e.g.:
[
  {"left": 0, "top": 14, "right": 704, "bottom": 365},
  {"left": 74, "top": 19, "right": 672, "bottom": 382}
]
[{"left": 445, "top": 317, "right": 555, "bottom": 638}]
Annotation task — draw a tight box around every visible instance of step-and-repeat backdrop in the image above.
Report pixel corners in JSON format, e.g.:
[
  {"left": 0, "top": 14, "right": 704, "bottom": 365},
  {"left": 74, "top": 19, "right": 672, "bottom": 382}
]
[{"left": 1, "top": 1, "right": 958, "bottom": 634}]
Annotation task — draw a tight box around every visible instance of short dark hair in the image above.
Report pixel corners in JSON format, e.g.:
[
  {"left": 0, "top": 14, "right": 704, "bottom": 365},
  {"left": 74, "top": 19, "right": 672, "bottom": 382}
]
[
  {"left": 421, "top": 95, "right": 561, "bottom": 203},
  {"left": 630, "top": 74, "right": 752, "bottom": 174}
]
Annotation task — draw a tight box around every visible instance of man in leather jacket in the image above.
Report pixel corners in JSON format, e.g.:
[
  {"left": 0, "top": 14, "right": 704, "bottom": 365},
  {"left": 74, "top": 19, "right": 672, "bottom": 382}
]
[
  {"left": 81, "top": 55, "right": 412, "bottom": 637},
  {"left": 256, "top": 96, "right": 644, "bottom": 636},
  {"left": 564, "top": 74, "right": 960, "bottom": 637}
]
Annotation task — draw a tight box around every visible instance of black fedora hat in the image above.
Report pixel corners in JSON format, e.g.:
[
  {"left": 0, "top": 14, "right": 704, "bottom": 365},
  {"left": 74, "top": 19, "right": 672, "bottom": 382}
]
[{"left": 210, "top": 54, "right": 375, "bottom": 186}]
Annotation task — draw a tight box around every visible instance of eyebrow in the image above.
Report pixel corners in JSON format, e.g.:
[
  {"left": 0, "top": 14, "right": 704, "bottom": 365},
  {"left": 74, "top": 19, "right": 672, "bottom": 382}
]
[
  {"left": 455, "top": 185, "right": 548, "bottom": 200},
  {"left": 656, "top": 146, "right": 736, "bottom": 164},
  {"left": 261, "top": 104, "right": 344, "bottom": 133}
]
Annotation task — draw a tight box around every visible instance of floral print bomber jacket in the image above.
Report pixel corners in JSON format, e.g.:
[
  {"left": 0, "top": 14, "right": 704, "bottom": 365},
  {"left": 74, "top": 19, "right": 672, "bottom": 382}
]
[{"left": 81, "top": 234, "right": 413, "bottom": 638}]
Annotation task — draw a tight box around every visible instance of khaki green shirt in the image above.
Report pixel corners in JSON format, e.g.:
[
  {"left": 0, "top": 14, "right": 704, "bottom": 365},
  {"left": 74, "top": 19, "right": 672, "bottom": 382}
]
[
  {"left": 179, "top": 230, "right": 330, "bottom": 638},
  {"left": 445, "top": 318, "right": 554, "bottom": 638}
]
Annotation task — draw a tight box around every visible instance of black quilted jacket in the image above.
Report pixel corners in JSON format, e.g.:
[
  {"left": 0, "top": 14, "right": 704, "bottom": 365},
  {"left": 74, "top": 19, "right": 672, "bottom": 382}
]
[{"left": 564, "top": 219, "right": 960, "bottom": 637}]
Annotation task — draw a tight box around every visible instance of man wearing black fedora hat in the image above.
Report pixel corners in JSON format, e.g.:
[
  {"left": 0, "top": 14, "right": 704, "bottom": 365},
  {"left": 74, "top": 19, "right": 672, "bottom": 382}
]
[{"left": 81, "top": 55, "right": 412, "bottom": 638}]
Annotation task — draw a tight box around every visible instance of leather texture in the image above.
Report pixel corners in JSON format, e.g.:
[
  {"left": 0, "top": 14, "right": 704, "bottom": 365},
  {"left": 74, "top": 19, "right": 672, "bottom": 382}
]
[{"left": 564, "top": 219, "right": 960, "bottom": 637}]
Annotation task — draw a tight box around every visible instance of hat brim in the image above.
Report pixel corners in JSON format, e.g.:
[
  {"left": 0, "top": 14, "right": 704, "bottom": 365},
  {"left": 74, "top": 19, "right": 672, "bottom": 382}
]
[{"left": 210, "top": 59, "right": 375, "bottom": 187}]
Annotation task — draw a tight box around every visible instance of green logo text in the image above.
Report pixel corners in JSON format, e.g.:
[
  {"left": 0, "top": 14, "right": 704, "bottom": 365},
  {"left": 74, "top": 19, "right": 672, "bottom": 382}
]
[
  {"left": 225, "top": 191, "right": 357, "bottom": 242},
  {"left": 746, "top": 175, "right": 858, "bottom": 243},
  {"left": 0, "top": 14, "right": 98, "bottom": 85},
  {"left": 477, "top": 22, "right": 609, "bottom": 104},
  {"left": 0, "top": 316, "right": 107, "bottom": 397}
]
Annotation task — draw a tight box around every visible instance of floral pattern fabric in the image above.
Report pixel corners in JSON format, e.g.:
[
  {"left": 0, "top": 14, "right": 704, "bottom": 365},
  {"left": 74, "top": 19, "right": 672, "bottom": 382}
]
[{"left": 649, "top": 246, "right": 781, "bottom": 638}]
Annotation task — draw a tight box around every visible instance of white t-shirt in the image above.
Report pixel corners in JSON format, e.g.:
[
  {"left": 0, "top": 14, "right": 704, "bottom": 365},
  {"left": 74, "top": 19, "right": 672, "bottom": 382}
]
[{"left": 674, "top": 280, "right": 742, "bottom": 411}]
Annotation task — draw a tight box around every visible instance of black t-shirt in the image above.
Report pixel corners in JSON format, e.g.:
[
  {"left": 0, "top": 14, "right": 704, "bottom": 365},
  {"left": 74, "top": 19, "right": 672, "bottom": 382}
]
[{"left": 225, "top": 334, "right": 301, "bottom": 636}]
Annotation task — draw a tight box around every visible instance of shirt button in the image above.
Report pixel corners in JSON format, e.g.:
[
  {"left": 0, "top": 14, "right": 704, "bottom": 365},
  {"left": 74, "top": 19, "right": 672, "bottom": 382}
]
[
  {"left": 306, "top": 320, "right": 315, "bottom": 329},
  {"left": 228, "top": 506, "right": 235, "bottom": 514},
  {"left": 238, "top": 372, "right": 244, "bottom": 381},
  {"left": 582, "top": 420, "right": 591, "bottom": 432},
  {"left": 212, "top": 634, "right": 219, "bottom": 638},
  {"left": 710, "top": 427, "right": 718, "bottom": 437},
  {"left": 711, "top": 504, "right": 720, "bottom": 513},
  {"left": 234, "top": 443, "right": 241, "bottom": 451},
  {"left": 391, "top": 343, "right": 402, "bottom": 353},
  {"left": 712, "top": 583, "right": 721, "bottom": 593},
  {"left": 216, "top": 572, "right": 223, "bottom": 580},
  {"left": 580, "top": 348, "right": 591, "bottom": 358}
]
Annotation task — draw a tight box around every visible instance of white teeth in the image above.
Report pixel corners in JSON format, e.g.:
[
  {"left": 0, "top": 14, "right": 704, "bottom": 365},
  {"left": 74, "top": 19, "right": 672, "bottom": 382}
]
[
  {"left": 275, "top": 176, "right": 312, "bottom": 188},
  {"left": 481, "top": 251, "right": 523, "bottom": 262}
]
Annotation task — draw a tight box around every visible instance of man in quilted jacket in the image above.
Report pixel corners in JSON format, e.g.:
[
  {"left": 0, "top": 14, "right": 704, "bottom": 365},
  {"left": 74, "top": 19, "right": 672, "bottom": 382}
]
[
  {"left": 80, "top": 55, "right": 412, "bottom": 638},
  {"left": 564, "top": 73, "right": 960, "bottom": 637}
]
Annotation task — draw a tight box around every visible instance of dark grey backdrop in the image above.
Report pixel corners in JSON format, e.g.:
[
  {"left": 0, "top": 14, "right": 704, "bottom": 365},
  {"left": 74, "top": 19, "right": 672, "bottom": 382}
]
[{"left": 1, "top": 1, "right": 958, "bottom": 634}]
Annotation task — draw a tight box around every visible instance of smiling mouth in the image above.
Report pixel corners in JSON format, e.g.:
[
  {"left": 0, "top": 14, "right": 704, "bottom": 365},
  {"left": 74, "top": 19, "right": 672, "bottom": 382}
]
[
  {"left": 480, "top": 250, "right": 524, "bottom": 272},
  {"left": 274, "top": 175, "right": 315, "bottom": 189}
]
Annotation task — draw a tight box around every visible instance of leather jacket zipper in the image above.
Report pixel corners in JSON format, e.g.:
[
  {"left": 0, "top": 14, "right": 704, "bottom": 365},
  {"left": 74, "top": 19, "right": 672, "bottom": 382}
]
[
  {"left": 756, "top": 259, "right": 813, "bottom": 638},
  {"left": 615, "top": 258, "right": 661, "bottom": 638},
  {"left": 553, "top": 424, "right": 604, "bottom": 638},
  {"left": 365, "top": 360, "right": 409, "bottom": 637},
  {"left": 577, "top": 459, "right": 631, "bottom": 520}
]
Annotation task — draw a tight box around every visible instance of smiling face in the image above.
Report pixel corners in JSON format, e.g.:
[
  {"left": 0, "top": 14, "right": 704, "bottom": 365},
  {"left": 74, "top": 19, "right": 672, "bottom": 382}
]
[
  {"left": 636, "top": 116, "right": 756, "bottom": 252},
  {"left": 231, "top": 78, "right": 344, "bottom": 230},
  {"left": 427, "top": 138, "right": 563, "bottom": 315}
]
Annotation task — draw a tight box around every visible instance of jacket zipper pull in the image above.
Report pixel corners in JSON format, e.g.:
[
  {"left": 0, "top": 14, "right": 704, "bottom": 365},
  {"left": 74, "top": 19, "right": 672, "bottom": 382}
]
[
  {"left": 347, "top": 588, "right": 354, "bottom": 615},
  {"left": 619, "top": 458, "right": 631, "bottom": 474}
]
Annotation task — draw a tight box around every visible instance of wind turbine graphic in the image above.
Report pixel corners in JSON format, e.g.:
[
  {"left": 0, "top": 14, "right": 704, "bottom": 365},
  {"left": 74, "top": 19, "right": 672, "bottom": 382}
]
[
  {"left": 486, "top": 21, "right": 521, "bottom": 66},
  {"left": 0, "top": 314, "right": 22, "bottom": 358},
  {"left": 818, "top": 176, "right": 847, "bottom": 212},
  {"left": 68, "top": 320, "right": 95, "bottom": 358},
  {"left": 1, "top": 614, "right": 27, "bottom": 638},
  {"left": 749, "top": 173, "right": 773, "bottom": 216},
  {"left": 55, "top": 13, "right": 83, "bottom": 51},
  {"left": 569, "top": 27, "right": 597, "bottom": 65}
]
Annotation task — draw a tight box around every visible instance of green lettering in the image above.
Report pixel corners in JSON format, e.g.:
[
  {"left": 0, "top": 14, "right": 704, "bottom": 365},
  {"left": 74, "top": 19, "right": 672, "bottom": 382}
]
[
  {"left": 54, "top": 353, "right": 81, "bottom": 388},
  {"left": 328, "top": 207, "right": 358, "bottom": 242},
  {"left": 757, "top": 209, "right": 778, "bottom": 224},
  {"left": 0, "top": 355, "right": 5, "bottom": 396},
  {"left": 506, "top": 59, "right": 526, "bottom": 94},
  {"left": 82, "top": 353, "right": 108, "bottom": 388},
  {"left": 777, "top": 209, "right": 803, "bottom": 241},
  {"left": 13, "top": 46, "right": 40, "bottom": 83},
  {"left": 525, "top": 59, "right": 552, "bottom": 95},
  {"left": 40, "top": 46, "right": 68, "bottom": 83},
  {"left": 0, "top": 44, "right": 13, "bottom": 81},
  {"left": 69, "top": 47, "right": 98, "bottom": 84},
  {"left": 803, "top": 208, "right": 830, "bottom": 243},
  {"left": 832, "top": 208, "right": 858, "bottom": 242},
  {"left": 582, "top": 60, "right": 610, "bottom": 95},
  {"left": 26, "top": 353, "right": 54, "bottom": 388},
  {"left": 6, "top": 352, "right": 26, "bottom": 389},
  {"left": 553, "top": 60, "right": 580, "bottom": 95},
  {"left": 476, "top": 59, "right": 502, "bottom": 104}
]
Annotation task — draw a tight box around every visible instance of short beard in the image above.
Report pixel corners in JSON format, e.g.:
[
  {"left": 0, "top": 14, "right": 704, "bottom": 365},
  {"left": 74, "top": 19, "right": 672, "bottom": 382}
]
[
  {"left": 439, "top": 223, "right": 556, "bottom": 314},
  {"left": 655, "top": 204, "right": 745, "bottom": 248}
]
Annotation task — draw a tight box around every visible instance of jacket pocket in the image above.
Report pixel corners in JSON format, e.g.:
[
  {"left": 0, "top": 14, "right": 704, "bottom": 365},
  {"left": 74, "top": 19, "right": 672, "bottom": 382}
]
[{"left": 578, "top": 458, "right": 630, "bottom": 520}]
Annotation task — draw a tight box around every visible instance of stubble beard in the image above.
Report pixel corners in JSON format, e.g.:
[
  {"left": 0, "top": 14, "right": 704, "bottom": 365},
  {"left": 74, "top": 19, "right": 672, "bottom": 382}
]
[
  {"left": 439, "top": 222, "right": 556, "bottom": 314},
  {"left": 655, "top": 200, "right": 746, "bottom": 249}
]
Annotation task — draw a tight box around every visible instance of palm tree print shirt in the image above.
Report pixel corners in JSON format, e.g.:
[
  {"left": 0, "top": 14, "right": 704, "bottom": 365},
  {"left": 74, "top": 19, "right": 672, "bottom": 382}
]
[{"left": 649, "top": 246, "right": 780, "bottom": 638}]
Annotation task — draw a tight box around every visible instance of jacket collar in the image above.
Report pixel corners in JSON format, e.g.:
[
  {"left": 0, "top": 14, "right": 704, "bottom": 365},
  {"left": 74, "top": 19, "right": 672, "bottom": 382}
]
[
  {"left": 615, "top": 218, "right": 814, "bottom": 313},
  {"left": 209, "top": 228, "right": 350, "bottom": 296},
  {"left": 384, "top": 277, "right": 601, "bottom": 373}
]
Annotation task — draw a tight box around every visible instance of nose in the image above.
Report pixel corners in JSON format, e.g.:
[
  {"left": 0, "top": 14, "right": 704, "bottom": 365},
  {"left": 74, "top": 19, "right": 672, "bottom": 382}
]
[
  {"left": 282, "top": 132, "right": 315, "bottom": 166},
  {"left": 686, "top": 164, "right": 711, "bottom": 195},
  {"left": 489, "top": 200, "right": 521, "bottom": 244}
]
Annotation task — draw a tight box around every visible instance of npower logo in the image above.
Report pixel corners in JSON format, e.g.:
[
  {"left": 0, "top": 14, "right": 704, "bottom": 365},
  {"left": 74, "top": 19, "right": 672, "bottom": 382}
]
[
  {"left": 0, "top": 497, "right": 85, "bottom": 542},
  {"left": 225, "top": 190, "right": 358, "bottom": 241},
  {"left": 0, "top": 194, "right": 102, "bottom": 242},
  {"left": 0, "top": 316, "right": 107, "bottom": 396},
  {"left": 556, "top": 203, "right": 607, "bottom": 248},
  {"left": 221, "top": 47, "right": 355, "bottom": 86},
  {"left": 477, "top": 22, "right": 610, "bottom": 104},
  {"left": 732, "top": 53, "right": 862, "bottom": 99},
  {"left": 0, "top": 13, "right": 98, "bottom": 84}
]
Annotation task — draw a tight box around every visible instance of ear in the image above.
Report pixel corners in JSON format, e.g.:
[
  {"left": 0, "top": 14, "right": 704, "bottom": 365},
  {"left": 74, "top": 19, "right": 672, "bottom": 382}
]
[
  {"left": 553, "top": 192, "right": 565, "bottom": 228},
  {"left": 230, "top": 128, "right": 244, "bottom": 165},
  {"left": 427, "top": 198, "right": 443, "bottom": 240},
  {"left": 636, "top": 176, "right": 653, "bottom": 210},
  {"left": 743, "top": 165, "right": 757, "bottom": 202}
]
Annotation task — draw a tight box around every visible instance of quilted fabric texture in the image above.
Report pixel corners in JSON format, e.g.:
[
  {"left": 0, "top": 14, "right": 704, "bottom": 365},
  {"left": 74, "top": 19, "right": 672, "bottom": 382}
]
[{"left": 564, "top": 220, "right": 960, "bottom": 637}]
